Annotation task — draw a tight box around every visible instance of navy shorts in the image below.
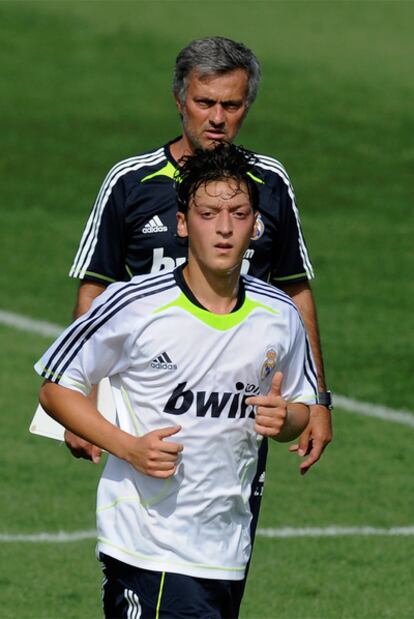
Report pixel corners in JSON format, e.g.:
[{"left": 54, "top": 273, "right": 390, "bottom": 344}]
[{"left": 100, "top": 554, "right": 244, "bottom": 619}]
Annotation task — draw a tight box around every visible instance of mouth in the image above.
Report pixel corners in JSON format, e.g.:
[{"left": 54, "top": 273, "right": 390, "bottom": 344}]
[
  {"left": 214, "top": 243, "right": 233, "bottom": 252},
  {"left": 204, "top": 130, "right": 226, "bottom": 140}
]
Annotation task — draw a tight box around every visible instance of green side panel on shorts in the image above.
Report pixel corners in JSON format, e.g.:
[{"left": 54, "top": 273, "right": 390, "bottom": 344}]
[
  {"left": 141, "top": 161, "right": 177, "bottom": 183},
  {"left": 153, "top": 292, "right": 278, "bottom": 330},
  {"left": 156, "top": 572, "right": 166, "bottom": 619}
]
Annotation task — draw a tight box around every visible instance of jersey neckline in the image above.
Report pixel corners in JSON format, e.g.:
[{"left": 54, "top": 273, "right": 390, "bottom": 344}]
[
  {"left": 174, "top": 264, "right": 246, "bottom": 314},
  {"left": 164, "top": 137, "right": 182, "bottom": 168}
]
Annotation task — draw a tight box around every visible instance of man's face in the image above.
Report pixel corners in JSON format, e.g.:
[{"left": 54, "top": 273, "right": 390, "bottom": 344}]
[
  {"left": 175, "top": 69, "right": 249, "bottom": 152},
  {"left": 177, "top": 178, "right": 256, "bottom": 276}
]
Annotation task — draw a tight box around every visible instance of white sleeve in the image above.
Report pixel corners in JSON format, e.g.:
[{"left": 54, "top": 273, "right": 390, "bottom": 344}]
[
  {"left": 278, "top": 309, "right": 318, "bottom": 405},
  {"left": 34, "top": 283, "right": 135, "bottom": 395}
]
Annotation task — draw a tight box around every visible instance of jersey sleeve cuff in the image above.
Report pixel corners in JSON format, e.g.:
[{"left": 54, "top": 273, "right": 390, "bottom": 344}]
[
  {"left": 70, "top": 270, "right": 116, "bottom": 285},
  {"left": 34, "top": 359, "right": 90, "bottom": 396},
  {"left": 270, "top": 271, "right": 313, "bottom": 286}
]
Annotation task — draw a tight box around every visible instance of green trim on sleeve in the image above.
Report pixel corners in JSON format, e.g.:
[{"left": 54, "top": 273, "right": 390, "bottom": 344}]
[
  {"left": 125, "top": 264, "right": 133, "bottom": 280},
  {"left": 271, "top": 272, "right": 308, "bottom": 282},
  {"left": 84, "top": 271, "right": 116, "bottom": 284},
  {"left": 247, "top": 171, "right": 265, "bottom": 184},
  {"left": 36, "top": 360, "right": 89, "bottom": 394},
  {"left": 153, "top": 292, "right": 278, "bottom": 330}
]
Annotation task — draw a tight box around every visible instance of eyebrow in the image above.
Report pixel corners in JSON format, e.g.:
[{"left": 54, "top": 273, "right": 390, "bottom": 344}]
[
  {"left": 194, "top": 96, "right": 244, "bottom": 105},
  {"left": 193, "top": 202, "right": 252, "bottom": 211}
]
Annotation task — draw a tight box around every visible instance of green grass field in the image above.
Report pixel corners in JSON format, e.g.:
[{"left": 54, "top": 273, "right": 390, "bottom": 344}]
[{"left": 1, "top": 1, "right": 413, "bottom": 617}]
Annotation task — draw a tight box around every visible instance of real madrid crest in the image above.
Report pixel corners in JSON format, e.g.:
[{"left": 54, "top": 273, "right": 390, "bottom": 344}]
[
  {"left": 260, "top": 347, "right": 277, "bottom": 380},
  {"left": 251, "top": 213, "right": 265, "bottom": 240}
]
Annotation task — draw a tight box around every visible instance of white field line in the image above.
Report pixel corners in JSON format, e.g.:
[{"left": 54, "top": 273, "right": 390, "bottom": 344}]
[
  {"left": 257, "top": 526, "right": 414, "bottom": 538},
  {"left": 334, "top": 394, "right": 414, "bottom": 428},
  {"left": 2, "top": 308, "right": 413, "bottom": 428},
  {"left": 0, "top": 530, "right": 96, "bottom": 543},
  {"left": 0, "top": 309, "right": 62, "bottom": 338},
  {"left": 2, "top": 526, "right": 414, "bottom": 543}
]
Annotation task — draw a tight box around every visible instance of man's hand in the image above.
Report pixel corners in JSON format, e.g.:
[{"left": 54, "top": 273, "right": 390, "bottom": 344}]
[
  {"left": 125, "top": 426, "right": 183, "bottom": 478},
  {"left": 64, "top": 430, "right": 103, "bottom": 463},
  {"left": 246, "top": 372, "right": 288, "bottom": 438},
  {"left": 289, "top": 404, "right": 332, "bottom": 475}
]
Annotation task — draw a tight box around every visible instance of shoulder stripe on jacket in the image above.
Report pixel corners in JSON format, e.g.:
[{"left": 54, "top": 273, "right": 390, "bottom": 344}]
[
  {"left": 255, "top": 154, "right": 314, "bottom": 280},
  {"left": 42, "top": 272, "right": 176, "bottom": 382},
  {"left": 69, "top": 148, "right": 166, "bottom": 279}
]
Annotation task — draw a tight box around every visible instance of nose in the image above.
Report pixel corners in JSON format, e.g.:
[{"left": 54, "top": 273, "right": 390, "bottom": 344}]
[
  {"left": 216, "top": 209, "right": 232, "bottom": 236},
  {"left": 209, "top": 104, "right": 225, "bottom": 126}
]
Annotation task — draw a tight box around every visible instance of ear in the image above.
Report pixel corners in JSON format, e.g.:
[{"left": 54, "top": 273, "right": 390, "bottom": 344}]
[
  {"left": 250, "top": 214, "right": 259, "bottom": 240},
  {"left": 176, "top": 211, "right": 188, "bottom": 238},
  {"left": 174, "top": 92, "right": 183, "bottom": 116}
]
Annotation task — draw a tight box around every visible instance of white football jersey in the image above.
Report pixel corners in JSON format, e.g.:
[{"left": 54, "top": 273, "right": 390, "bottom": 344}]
[{"left": 35, "top": 268, "right": 317, "bottom": 580}]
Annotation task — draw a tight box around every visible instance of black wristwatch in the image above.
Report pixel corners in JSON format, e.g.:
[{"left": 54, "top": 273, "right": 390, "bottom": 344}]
[{"left": 317, "top": 391, "right": 334, "bottom": 411}]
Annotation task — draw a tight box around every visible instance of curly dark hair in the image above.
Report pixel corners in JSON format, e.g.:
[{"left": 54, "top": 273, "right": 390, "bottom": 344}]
[{"left": 175, "top": 143, "right": 260, "bottom": 213}]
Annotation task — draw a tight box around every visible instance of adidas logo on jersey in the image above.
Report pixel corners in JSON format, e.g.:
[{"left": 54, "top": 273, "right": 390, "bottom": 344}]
[
  {"left": 150, "top": 352, "right": 177, "bottom": 371},
  {"left": 142, "top": 216, "right": 168, "bottom": 234}
]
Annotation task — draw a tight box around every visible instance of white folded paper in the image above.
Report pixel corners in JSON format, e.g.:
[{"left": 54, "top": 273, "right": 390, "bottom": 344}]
[{"left": 29, "top": 378, "right": 116, "bottom": 441}]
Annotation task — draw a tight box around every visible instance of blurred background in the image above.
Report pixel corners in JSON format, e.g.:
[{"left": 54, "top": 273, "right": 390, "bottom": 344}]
[{"left": 1, "top": 1, "right": 413, "bottom": 617}]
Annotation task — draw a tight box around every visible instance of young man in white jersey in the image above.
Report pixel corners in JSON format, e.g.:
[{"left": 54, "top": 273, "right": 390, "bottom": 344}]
[{"left": 36, "top": 144, "right": 317, "bottom": 618}]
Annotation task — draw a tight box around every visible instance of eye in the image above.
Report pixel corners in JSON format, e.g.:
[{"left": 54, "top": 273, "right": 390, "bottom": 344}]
[
  {"left": 223, "top": 102, "right": 243, "bottom": 112},
  {"left": 200, "top": 211, "right": 215, "bottom": 219},
  {"left": 196, "top": 99, "right": 214, "bottom": 108},
  {"left": 232, "top": 210, "right": 250, "bottom": 219}
]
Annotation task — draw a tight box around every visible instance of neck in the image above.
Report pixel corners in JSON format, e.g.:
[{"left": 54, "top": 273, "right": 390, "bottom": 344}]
[
  {"left": 169, "top": 135, "right": 194, "bottom": 163},
  {"left": 182, "top": 259, "right": 241, "bottom": 314}
]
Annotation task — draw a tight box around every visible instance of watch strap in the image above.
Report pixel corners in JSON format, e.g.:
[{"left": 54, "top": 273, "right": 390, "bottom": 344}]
[{"left": 317, "top": 391, "right": 334, "bottom": 410}]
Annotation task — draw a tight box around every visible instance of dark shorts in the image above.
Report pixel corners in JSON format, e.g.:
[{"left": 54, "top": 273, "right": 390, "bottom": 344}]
[{"left": 100, "top": 554, "right": 244, "bottom": 619}]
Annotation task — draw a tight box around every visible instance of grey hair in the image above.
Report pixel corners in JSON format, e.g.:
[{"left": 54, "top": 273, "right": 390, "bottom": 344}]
[{"left": 173, "top": 36, "right": 261, "bottom": 107}]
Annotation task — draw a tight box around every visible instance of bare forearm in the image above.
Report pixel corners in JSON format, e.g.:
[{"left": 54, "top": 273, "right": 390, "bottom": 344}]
[
  {"left": 281, "top": 283, "right": 332, "bottom": 473},
  {"left": 40, "top": 382, "right": 130, "bottom": 460},
  {"left": 64, "top": 283, "right": 108, "bottom": 460},
  {"left": 41, "top": 382, "right": 183, "bottom": 478},
  {"left": 73, "top": 282, "right": 107, "bottom": 319},
  {"left": 274, "top": 403, "right": 310, "bottom": 442}
]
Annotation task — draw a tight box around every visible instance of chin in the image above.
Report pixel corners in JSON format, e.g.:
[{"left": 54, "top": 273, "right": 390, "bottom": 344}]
[
  {"left": 201, "top": 138, "right": 226, "bottom": 151},
  {"left": 212, "top": 260, "right": 241, "bottom": 276}
]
